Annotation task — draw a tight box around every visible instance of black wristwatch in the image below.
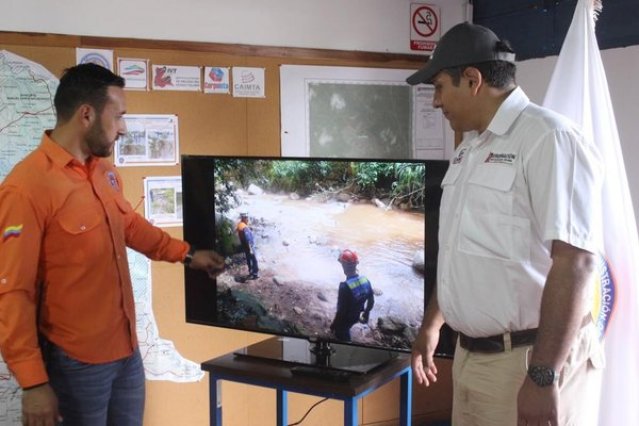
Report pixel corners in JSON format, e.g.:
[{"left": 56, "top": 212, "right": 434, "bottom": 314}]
[
  {"left": 183, "top": 246, "right": 196, "bottom": 267},
  {"left": 527, "top": 365, "right": 559, "bottom": 387}
]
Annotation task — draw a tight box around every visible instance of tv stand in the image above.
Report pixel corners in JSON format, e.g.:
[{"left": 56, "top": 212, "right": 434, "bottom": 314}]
[
  {"left": 201, "top": 340, "right": 412, "bottom": 426},
  {"left": 234, "top": 336, "right": 399, "bottom": 374},
  {"left": 308, "top": 338, "right": 334, "bottom": 367}
]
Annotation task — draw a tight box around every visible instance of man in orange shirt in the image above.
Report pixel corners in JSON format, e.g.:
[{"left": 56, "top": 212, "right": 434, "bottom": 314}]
[
  {"left": 236, "top": 212, "right": 259, "bottom": 279},
  {"left": 0, "top": 63, "right": 225, "bottom": 426}
]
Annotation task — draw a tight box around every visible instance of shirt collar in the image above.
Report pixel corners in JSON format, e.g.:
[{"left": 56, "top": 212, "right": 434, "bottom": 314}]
[
  {"left": 486, "top": 86, "right": 530, "bottom": 136},
  {"left": 40, "top": 131, "right": 77, "bottom": 168},
  {"left": 40, "top": 130, "right": 96, "bottom": 170}
]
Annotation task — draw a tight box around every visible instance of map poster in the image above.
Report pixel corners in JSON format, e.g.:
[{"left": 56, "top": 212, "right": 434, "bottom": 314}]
[
  {"left": 118, "top": 58, "right": 149, "bottom": 91},
  {"left": 115, "top": 114, "right": 179, "bottom": 167},
  {"left": 0, "top": 50, "right": 58, "bottom": 182},
  {"left": 143, "top": 176, "right": 183, "bottom": 227},
  {"left": 76, "top": 48, "right": 114, "bottom": 71}
]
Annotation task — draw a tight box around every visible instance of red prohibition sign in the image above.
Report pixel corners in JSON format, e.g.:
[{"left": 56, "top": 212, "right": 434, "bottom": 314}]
[{"left": 412, "top": 6, "right": 438, "bottom": 38}]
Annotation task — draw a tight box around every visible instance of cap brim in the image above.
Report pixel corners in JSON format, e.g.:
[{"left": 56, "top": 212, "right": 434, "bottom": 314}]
[{"left": 406, "top": 64, "right": 436, "bottom": 85}]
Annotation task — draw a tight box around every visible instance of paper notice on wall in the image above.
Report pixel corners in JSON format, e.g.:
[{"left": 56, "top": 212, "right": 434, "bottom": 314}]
[
  {"left": 76, "top": 48, "right": 114, "bottom": 71},
  {"left": 232, "top": 67, "right": 265, "bottom": 98},
  {"left": 412, "top": 85, "right": 445, "bottom": 159},
  {"left": 118, "top": 58, "right": 149, "bottom": 91},
  {"left": 204, "top": 66, "right": 230, "bottom": 94},
  {"left": 152, "top": 65, "right": 201, "bottom": 91}
]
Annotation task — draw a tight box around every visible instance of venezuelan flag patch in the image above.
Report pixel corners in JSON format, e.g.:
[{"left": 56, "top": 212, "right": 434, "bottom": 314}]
[{"left": 2, "top": 224, "right": 23, "bottom": 241}]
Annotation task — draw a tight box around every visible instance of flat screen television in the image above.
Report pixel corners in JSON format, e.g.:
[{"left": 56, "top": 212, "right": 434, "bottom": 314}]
[{"left": 181, "top": 155, "right": 454, "bottom": 373}]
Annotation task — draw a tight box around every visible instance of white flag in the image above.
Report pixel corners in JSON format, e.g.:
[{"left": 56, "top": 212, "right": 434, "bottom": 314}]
[{"left": 543, "top": 1, "right": 639, "bottom": 424}]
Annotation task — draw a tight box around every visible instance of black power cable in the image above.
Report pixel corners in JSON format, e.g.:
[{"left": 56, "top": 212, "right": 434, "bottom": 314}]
[{"left": 287, "top": 397, "right": 329, "bottom": 426}]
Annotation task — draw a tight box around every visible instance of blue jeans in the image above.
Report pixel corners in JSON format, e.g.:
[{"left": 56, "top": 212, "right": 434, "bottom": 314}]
[
  {"left": 46, "top": 343, "right": 145, "bottom": 426},
  {"left": 244, "top": 249, "right": 259, "bottom": 276}
]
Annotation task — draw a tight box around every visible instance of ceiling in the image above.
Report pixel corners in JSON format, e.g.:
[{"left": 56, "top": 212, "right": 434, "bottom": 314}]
[{"left": 473, "top": 0, "right": 639, "bottom": 61}]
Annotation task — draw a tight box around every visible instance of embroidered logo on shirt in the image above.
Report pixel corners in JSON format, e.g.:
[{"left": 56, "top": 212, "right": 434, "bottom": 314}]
[
  {"left": 484, "top": 152, "right": 517, "bottom": 164},
  {"left": 106, "top": 171, "right": 120, "bottom": 191},
  {"left": 2, "top": 224, "right": 23, "bottom": 241},
  {"left": 452, "top": 148, "right": 467, "bottom": 164}
]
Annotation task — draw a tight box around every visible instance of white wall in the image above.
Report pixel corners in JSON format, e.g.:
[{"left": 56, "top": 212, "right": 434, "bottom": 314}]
[
  {"left": 516, "top": 45, "right": 639, "bottom": 226},
  {"left": 0, "top": 0, "right": 468, "bottom": 54}
]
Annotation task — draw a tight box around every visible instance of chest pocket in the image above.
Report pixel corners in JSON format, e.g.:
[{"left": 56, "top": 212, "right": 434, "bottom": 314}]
[
  {"left": 459, "top": 164, "right": 531, "bottom": 262},
  {"left": 51, "top": 204, "right": 106, "bottom": 266},
  {"left": 440, "top": 164, "right": 461, "bottom": 215},
  {"left": 57, "top": 206, "right": 102, "bottom": 235}
]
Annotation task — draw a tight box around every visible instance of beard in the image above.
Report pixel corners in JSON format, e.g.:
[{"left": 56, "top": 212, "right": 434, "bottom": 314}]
[{"left": 85, "top": 118, "right": 114, "bottom": 158}]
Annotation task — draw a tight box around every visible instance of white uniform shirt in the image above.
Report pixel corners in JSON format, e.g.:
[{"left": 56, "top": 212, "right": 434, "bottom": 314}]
[{"left": 437, "top": 87, "right": 603, "bottom": 337}]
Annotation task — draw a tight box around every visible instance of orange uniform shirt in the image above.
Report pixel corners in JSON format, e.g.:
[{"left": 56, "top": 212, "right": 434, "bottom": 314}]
[{"left": 0, "top": 133, "right": 188, "bottom": 388}]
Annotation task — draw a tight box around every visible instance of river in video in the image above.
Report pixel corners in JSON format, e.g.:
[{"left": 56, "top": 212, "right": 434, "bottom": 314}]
[{"left": 232, "top": 191, "right": 427, "bottom": 325}]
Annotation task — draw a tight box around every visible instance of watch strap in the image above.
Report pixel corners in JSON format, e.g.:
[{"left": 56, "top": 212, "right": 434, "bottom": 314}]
[{"left": 183, "top": 245, "right": 196, "bottom": 266}]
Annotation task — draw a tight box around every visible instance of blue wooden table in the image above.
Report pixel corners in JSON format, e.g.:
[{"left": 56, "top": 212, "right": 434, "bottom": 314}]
[{"left": 201, "top": 351, "right": 412, "bottom": 426}]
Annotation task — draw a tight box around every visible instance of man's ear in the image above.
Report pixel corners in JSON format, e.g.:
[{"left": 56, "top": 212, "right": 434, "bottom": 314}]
[
  {"left": 463, "top": 67, "right": 482, "bottom": 94},
  {"left": 76, "top": 104, "right": 95, "bottom": 128}
]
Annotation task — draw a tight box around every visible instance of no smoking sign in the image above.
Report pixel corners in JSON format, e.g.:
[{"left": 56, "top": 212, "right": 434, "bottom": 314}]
[{"left": 410, "top": 3, "right": 440, "bottom": 51}]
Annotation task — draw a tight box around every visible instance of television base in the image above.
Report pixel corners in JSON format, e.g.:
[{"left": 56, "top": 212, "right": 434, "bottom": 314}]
[{"left": 234, "top": 336, "right": 399, "bottom": 374}]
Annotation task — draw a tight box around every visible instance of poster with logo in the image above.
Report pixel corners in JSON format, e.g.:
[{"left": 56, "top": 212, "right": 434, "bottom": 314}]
[
  {"left": 76, "top": 48, "right": 114, "bottom": 71},
  {"left": 115, "top": 114, "right": 179, "bottom": 167},
  {"left": 118, "top": 58, "right": 149, "bottom": 91},
  {"left": 151, "top": 65, "right": 201, "bottom": 91},
  {"left": 203, "top": 66, "right": 230, "bottom": 94},
  {"left": 232, "top": 67, "right": 265, "bottom": 98}
]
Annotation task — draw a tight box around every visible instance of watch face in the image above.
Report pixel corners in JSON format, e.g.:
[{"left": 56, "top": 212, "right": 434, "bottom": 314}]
[{"left": 528, "top": 365, "right": 558, "bottom": 387}]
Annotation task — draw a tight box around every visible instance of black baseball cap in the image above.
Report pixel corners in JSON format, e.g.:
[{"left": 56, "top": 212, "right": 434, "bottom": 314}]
[{"left": 406, "top": 22, "right": 516, "bottom": 85}]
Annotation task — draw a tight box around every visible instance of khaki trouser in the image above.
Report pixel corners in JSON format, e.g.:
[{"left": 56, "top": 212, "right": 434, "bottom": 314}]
[{"left": 452, "top": 324, "right": 604, "bottom": 426}]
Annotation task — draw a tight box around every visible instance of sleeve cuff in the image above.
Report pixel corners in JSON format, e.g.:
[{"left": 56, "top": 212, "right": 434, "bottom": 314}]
[{"left": 11, "top": 358, "right": 49, "bottom": 389}]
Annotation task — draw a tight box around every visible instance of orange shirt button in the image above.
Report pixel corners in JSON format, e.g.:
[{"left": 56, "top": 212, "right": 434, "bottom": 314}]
[{"left": 0, "top": 278, "right": 6, "bottom": 284}]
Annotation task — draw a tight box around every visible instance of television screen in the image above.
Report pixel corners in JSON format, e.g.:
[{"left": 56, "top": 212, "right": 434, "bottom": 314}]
[{"left": 181, "top": 155, "right": 453, "bottom": 367}]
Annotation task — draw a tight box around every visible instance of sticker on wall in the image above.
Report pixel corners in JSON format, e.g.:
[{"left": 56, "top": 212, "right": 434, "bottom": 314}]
[
  {"left": 232, "top": 67, "right": 265, "bottom": 98},
  {"left": 118, "top": 58, "right": 149, "bottom": 91},
  {"left": 410, "top": 3, "right": 441, "bottom": 52},
  {"left": 203, "top": 66, "right": 230, "bottom": 94},
  {"left": 76, "top": 48, "right": 114, "bottom": 71},
  {"left": 151, "top": 65, "right": 201, "bottom": 91}
]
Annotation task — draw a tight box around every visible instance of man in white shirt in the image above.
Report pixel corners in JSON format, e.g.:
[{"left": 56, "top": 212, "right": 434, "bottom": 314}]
[{"left": 407, "top": 22, "right": 604, "bottom": 426}]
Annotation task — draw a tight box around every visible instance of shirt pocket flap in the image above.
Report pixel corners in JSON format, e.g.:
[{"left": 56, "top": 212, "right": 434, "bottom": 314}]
[
  {"left": 57, "top": 208, "right": 102, "bottom": 235},
  {"left": 468, "top": 165, "right": 516, "bottom": 192}
]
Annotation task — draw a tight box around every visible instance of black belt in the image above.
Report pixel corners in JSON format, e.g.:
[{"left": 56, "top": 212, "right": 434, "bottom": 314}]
[
  {"left": 459, "top": 314, "right": 593, "bottom": 354},
  {"left": 459, "top": 328, "right": 537, "bottom": 353}
]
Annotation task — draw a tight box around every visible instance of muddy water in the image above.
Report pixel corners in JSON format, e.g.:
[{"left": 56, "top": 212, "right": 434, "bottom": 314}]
[{"left": 240, "top": 192, "right": 427, "bottom": 324}]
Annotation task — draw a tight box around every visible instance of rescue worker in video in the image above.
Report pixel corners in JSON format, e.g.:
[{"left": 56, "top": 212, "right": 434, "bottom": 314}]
[
  {"left": 330, "top": 249, "right": 375, "bottom": 341},
  {"left": 236, "top": 212, "right": 259, "bottom": 279}
]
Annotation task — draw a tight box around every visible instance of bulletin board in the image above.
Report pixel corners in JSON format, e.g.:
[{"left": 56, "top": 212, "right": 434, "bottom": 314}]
[{"left": 0, "top": 31, "right": 452, "bottom": 426}]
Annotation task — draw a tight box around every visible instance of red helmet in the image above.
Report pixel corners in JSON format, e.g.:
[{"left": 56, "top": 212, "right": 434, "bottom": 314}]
[{"left": 338, "top": 249, "right": 359, "bottom": 264}]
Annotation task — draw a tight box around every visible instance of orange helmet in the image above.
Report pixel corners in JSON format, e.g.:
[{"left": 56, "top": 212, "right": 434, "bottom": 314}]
[{"left": 338, "top": 249, "right": 359, "bottom": 264}]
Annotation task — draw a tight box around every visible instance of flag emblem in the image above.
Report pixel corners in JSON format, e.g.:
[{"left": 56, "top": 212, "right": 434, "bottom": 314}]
[
  {"left": 2, "top": 224, "right": 23, "bottom": 241},
  {"left": 591, "top": 255, "right": 616, "bottom": 340},
  {"left": 107, "top": 171, "right": 120, "bottom": 191}
]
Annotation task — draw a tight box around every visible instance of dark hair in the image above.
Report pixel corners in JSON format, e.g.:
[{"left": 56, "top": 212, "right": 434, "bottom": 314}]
[
  {"left": 54, "top": 63, "right": 125, "bottom": 122},
  {"left": 443, "top": 40, "right": 517, "bottom": 89}
]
